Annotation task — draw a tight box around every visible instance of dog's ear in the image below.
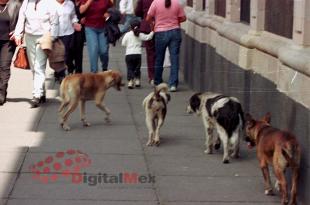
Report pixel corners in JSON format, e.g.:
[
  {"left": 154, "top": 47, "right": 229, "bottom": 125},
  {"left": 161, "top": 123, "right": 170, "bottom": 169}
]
[
  {"left": 245, "top": 113, "right": 255, "bottom": 128},
  {"left": 189, "top": 93, "right": 201, "bottom": 112},
  {"left": 262, "top": 112, "right": 271, "bottom": 123}
]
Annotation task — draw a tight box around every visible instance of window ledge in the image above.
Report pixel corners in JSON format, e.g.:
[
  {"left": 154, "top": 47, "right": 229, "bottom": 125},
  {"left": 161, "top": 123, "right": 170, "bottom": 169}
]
[{"left": 184, "top": 7, "right": 310, "bottom": 77}]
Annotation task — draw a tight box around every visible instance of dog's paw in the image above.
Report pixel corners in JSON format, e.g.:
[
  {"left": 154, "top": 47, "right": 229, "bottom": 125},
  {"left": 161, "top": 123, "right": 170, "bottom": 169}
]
[
  {"left": 82, "top": 121, "right": 91, "bottom": 127},
  {"left": 146, "top": 140, "right": 153, "bottom": 146},
  {"left": 222, "top": 159, "right": 230, "bottom": 164},
  {"left": 104, "top": 117, "right": 111, "bottom": 123},
  {"left": 264, "top": 189, "right": 274, "bottom": 196},
  {"left": 204, "top": 149, "right": 212, "bottom": 154},
  {"left": 61, "top": 124, "right": 71, "bottom": 131},
  {"left": 154, "top": 140, "right": 160, "bottom": 146}
]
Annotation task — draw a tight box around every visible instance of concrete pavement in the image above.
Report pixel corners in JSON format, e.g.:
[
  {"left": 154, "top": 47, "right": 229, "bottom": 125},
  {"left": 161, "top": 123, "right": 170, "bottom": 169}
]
[{"left": 0, "top": 44, "right": 281, "bottom": 205}]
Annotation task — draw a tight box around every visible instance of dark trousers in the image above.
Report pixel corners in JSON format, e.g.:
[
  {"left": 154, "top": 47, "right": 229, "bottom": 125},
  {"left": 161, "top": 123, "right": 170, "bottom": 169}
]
[
  {"left": 144, "top": 39, "right": 155, "bottom": 81},
  {"left": 55, "top": 34, "right": 74, "bottom": 78},
  {"left": 67, "top": 31, "right": 84, "bottom": 74},
  {"left": 125, "top": 54, "right": 141, "bottom": 80},
  {"left": 0, "top": 40, "right": 16, "bottom": 97}
]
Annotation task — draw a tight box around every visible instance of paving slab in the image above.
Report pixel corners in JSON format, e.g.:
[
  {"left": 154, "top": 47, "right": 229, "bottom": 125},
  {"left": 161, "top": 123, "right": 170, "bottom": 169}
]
[
  {"left": 0, "top": 173, "right": 18, "bottom": 198},
  {"left": 11, "top": 174, "right": 156, "bottom": 201},
  {"left": 28, "top": 138, "right": 143, "bottom": 155},
  {"left": 155, "top": 176, "right": 280, "bottom": 204},
  {"left": 148, "top": 154, "right": 259, "bottom": 177},
  {"left": 35, "top": 124, "right": 139, "bottom": 140},
  {"left": 7, "top": 199, "right": 157, "bottom": 205},
  {"left": 0, "top": 152, "right": 26, "bottom": 172},
  {"left": 21, "top": 153, "right": 148, "bottom": 174}
]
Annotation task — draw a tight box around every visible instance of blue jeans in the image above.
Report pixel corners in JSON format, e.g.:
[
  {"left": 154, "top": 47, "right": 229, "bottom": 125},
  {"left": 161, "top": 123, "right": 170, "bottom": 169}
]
[
  {"left": 119, "top": 14, "right": 138, "bottom": 34},
  {"left": 85, "top": 27, "right": 109, "bottom": 73},
  {"left": 154, "top": 28, "right": 182, "bottom": 87}
]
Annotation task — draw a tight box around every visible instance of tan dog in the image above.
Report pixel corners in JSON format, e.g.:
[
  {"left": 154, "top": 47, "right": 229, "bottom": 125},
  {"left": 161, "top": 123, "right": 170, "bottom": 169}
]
[
  {"left": 142, "top": 83, "right": 170, "bottom": 146},
  {"left": 245, "top": 112, "right": 301, "bottom": 205},
  {"left": 59, "top": 70, "right": 124, "bottom": 131}
]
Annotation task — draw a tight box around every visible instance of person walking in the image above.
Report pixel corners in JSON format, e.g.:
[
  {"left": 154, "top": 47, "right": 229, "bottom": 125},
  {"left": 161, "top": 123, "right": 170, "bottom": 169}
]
[
  {"left": 146, "top": 0, "right": 186, "bottom": 92},
  {"left": 119, "top": 0, "right": 136, "bottom": 34},
  {"left": 80, "top": 0, "right": 113, "bottom": 73},
  {"left": 54, "top": 0, "right": 81, "bottom": 82},
  {"left": 121, "top": 19, "right": 153, "bottom": 88},
  {"left": 0, "top": 0, "right": 21, "bottom": 105},
  {"left": 67, "top": 0, "right": 85, "bottom": 74},
  {"left": 135, "top": 0, "right": 154, "bottom": 84},
  {"left": 14, "top": 0, "right": 59, "bottom": 108}
]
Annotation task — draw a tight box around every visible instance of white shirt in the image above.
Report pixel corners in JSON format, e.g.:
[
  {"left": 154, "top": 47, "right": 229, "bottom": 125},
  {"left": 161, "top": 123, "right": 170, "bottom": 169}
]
[
  {"left": 119, "top": 0, "right": 135, "bottom": 15},
  {"left": 14, "top": 0, "right": 59, "bottom": 38},
  {"left": 121, "top": 30, "right": 154, "bottom": 55},
  {"left": 56, "top": 0, "right": 78, "bottom": 36}
]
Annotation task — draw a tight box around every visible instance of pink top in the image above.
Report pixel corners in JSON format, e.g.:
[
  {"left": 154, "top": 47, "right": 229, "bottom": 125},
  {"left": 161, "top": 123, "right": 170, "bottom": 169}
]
[{"left": 147, "top": 0, "right": 185, "bottom": 32}]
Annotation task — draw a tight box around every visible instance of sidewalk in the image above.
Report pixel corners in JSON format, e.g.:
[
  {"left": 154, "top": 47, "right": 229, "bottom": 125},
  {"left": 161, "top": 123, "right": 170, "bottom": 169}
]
[{"left": 0, "top": 44, "right": 280, "bottom": 205}]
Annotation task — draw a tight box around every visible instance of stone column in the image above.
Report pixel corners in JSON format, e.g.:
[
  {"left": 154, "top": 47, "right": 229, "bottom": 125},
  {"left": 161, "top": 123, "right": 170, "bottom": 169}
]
[
  {"left": 250, "top": 0, "right": 266, "bottom": 31},
  {"left": 193, "top": 0, "right": 203, "bottom": 11},
  {"left": 226, "top": 0, "right": 241, "bottom": 22},
  {"left": 206, "top": 0, "right": 215, "bottom": 15},
  {"left": 293, "top": 0, "right": 310, "bottom": 46}
]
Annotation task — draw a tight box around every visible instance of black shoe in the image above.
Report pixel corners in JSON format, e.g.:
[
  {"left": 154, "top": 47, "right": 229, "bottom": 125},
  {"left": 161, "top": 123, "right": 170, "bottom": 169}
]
[
  {"left": 0, "top": 93, "right": 6, "bottom": 106},
  {"left": 30, "top": 97, "right": 40, "bottom": 108},
  {"left": 40, "top": 96, "right": 46, "bottom": 103}
]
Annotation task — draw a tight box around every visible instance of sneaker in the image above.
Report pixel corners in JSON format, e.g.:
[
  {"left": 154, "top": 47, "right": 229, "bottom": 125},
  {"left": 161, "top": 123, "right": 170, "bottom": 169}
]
[
  {"left": 169, "top": 86, "right": 177, "bottom": 92},
  {"left": 30, "top": 97, "right": 40, "bottom": 108},
  {"left": 127, "top": 80, "right": 134, "bottom": 89},
  {"left": 134, "top": 78, "right": 141, "bottom": 87}
]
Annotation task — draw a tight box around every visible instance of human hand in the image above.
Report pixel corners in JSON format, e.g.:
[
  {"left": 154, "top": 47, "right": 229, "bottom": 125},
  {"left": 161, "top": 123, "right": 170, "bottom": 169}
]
[
  {"left": 73, "top": 23, "right": 82, "bottom": 31},
  {"left": 14, "top": 36, "right": 22, "bottom": 46}
]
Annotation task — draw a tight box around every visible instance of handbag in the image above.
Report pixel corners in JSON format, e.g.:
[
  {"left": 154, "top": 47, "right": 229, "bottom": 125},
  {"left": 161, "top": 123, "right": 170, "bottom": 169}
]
[{"left": 13, "top": 46, "right": 30, "bottom": 70}]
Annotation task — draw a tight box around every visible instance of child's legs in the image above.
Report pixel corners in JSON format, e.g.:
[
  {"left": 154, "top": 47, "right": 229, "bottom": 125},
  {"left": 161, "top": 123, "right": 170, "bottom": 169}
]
[
  {"left": 133, "top": 54, "right": 141, "bottom": 79},
  {"left": 125, "top": 55, "right": 136, "bottom": 81}
]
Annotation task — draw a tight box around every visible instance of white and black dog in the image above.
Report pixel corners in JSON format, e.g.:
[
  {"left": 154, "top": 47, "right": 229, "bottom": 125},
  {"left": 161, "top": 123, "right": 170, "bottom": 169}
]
[
  {"left": 143, "top": 83, "right": 170, "bottom": 146},
  {"left": 187, "top": 92, "right": 244, "bottom": 163}
]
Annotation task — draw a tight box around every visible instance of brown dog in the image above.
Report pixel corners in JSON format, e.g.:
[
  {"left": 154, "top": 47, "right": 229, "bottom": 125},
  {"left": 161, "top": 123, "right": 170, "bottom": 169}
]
[
  {"left": 245, "top": 112, "right": 301, "bottom": 205},
  {"left": 58, "top": 70, "right": 124, "bottom": 131}
]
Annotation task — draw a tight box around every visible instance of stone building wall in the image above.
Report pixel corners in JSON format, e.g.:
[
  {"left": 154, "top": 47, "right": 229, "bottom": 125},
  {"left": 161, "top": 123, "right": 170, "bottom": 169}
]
[{"left": 180, "top": 1, "right": 310, "bottom": 204}]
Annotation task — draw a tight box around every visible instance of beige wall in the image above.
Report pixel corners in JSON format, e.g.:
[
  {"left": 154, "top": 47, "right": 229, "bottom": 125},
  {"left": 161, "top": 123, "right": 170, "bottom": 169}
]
[{"left": 184, "top": 1, "right": 310, "bottom": 109}]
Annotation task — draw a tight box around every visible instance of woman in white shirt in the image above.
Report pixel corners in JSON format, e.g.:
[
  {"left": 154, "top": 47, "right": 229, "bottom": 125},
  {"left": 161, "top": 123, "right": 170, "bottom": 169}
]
[
  {"left": 14, "top": 0, "right": 59, "bottom": 108},
  {"left": 121, "top": 19, "right": 153, "bottom": 88},
  {"left": 54, "top": 0, "right": 81, "bottom": 82}
]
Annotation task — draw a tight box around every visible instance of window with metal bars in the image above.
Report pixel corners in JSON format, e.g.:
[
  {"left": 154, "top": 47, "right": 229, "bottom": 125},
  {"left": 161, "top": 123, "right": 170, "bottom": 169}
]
[
  {"left": 187, "top": 0, "right": 193, "bottom": 7},
  {"left": 240, "top": 0, "right": 250, "bottom": 24},
  {"left": 265, "top": 0, "right": 293, "bottom": 38},
  {"left": 215, "top": 0, "right": 226, "bottom": 17}
]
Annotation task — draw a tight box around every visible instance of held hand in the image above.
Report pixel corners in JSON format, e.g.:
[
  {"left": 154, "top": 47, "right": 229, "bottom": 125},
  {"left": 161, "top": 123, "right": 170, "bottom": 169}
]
[
  {"left": 9, "top": 32, "right": 15, "bottom": 41},
  {"left": 73, "top": 23, "right": 82, "bottom": 31},
  {"left": 14, "top": 37, "right": 22, "bottom": 46}
]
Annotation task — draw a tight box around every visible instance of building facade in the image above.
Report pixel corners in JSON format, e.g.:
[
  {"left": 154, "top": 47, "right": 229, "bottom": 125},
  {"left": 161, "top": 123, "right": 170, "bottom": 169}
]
[{"left": 181, "top": 0, "right": 310, "bottom": 204}]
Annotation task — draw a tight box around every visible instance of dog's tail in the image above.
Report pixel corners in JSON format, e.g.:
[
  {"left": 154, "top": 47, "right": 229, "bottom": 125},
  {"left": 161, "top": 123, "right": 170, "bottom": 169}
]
[{"left": 155, "top": 83, "right": 169, "bottom": 94}]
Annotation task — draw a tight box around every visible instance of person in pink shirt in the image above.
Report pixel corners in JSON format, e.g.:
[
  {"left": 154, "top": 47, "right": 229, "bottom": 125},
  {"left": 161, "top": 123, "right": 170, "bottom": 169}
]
[{"left": 146, "top": 0, "right": 186, "bottom": 92}]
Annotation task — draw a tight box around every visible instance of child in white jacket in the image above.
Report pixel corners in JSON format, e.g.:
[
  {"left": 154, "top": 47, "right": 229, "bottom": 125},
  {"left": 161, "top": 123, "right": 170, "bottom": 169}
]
[{"left": 121, "top": 20, "right": 154, "bottom": 88}]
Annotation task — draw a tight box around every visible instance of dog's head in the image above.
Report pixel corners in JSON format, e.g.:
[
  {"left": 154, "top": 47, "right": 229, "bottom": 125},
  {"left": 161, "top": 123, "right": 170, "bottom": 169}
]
[
  {"left": 105, "top": 70, "right": 125, "bottom": 91},
  {"left": 244, "top": 112, "right": 271, "bottom": 148},
  {"left": 187, "top": 93, "right": 202, "bottom": 115}
]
